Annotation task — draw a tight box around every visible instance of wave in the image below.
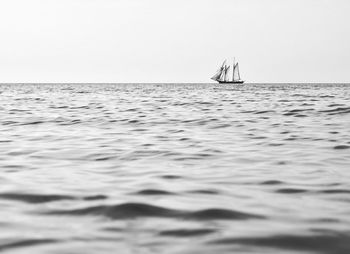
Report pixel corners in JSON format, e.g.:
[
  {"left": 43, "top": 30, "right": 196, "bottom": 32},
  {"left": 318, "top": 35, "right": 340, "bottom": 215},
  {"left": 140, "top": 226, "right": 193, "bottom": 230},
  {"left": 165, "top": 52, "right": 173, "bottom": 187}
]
[
  {"left": 333, "top": 145, "right": 350, "bottom": 150},
  {"left": 0, "top": 193, "right": 107, "bottom": 204},
  {"left": 187, "top": 189, "right": 220, "bottom": 195},
  {"left": 133, "top": 189, "right": 175, "bottom": 195},
  {"left": 209, "top": 232, "right": 350, "bottom": 254},
  {"left": 320, "top": 107, "right": 350, "bottom": 115},
  {"left": 159, "top": 228, "right": 215, "bottom": 237},
  {"left": 0, "top": 239, "right": 58, "bottom": 252},
  {"left": 276, "top": 188, "right": 308, "bottom": 194},
  {"left": 45, "top": 202, "right": 264, "bottom": 221},
  {"left": 260, "top": 180, "right": 285, "bottom": 185}
]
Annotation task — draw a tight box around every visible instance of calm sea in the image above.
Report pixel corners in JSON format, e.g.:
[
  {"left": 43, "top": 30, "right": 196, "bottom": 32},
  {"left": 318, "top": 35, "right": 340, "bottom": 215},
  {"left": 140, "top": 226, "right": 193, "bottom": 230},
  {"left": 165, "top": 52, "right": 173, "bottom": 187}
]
[{"left": 0, "top": 83, "right": 349, "bottom": 254}]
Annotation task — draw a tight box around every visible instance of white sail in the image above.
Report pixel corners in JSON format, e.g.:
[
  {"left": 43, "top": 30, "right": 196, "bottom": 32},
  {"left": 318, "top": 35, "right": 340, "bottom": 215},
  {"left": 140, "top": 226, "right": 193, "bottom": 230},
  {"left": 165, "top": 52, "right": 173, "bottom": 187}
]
[
  {"left": 211, "top": 60, "right": 226, "bottom": 81},
  {"left": 224, "top": 65, "right": 231, "bottom": 81},
  {"left": 233, "top": 63, "right": 241, "bottom": 81},
  {"left": 211, "top": 69, "right": 223, "bottom": 81},
  {"left": 218, "top": 67, "right": 226, "bottom": 81}
]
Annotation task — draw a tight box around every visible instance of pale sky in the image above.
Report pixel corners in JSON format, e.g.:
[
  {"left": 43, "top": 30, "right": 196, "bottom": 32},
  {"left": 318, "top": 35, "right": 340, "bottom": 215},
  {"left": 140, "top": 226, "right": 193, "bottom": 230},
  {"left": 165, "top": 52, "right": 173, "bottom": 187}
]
[{"left": 0, "top": 0, "right": 349, "bottom": 83}]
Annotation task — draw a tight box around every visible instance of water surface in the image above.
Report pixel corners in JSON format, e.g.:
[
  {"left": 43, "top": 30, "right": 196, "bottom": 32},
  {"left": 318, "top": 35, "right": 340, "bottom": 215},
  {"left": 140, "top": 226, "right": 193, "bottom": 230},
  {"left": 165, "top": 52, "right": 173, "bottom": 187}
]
[{"left": 0, "top": 83, "right": 350, "bottom": 254}]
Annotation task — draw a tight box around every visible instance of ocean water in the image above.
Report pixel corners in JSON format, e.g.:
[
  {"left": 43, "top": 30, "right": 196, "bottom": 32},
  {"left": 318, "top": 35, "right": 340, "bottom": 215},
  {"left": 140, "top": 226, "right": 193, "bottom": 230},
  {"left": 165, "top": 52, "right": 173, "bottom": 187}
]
[{"left": 0, "top": 83, "right": 350, "bottom": 254}]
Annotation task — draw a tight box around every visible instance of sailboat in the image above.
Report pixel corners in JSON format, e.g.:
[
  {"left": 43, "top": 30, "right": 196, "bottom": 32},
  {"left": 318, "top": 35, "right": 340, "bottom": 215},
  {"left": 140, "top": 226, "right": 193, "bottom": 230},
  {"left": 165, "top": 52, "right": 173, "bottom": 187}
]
[{"left": 211, "top": 59, "right": 244, "bottom": 84}]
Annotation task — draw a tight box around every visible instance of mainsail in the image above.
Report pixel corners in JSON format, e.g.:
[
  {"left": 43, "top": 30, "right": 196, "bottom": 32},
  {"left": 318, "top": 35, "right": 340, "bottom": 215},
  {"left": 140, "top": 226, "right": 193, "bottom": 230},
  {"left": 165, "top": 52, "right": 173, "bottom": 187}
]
[{"left": 233, "top": 63, "right": 241, "bottom": 81}]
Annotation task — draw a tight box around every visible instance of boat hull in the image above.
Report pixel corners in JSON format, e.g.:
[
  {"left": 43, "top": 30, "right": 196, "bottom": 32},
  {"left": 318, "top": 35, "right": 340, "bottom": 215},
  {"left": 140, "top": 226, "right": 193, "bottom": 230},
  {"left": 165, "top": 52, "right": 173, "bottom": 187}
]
[{"left": 218, "top": 80, "right": 245, "bottom": 84}]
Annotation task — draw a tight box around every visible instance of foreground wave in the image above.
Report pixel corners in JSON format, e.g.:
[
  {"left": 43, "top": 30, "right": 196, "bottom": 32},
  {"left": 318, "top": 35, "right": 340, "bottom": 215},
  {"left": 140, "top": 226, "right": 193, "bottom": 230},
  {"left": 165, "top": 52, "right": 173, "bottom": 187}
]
[
  {"left": 210, "top": 232, "right": 350, "bottom": 254},
  {"left": 45, "top": 202, "right": 264, "bottom": 220}
]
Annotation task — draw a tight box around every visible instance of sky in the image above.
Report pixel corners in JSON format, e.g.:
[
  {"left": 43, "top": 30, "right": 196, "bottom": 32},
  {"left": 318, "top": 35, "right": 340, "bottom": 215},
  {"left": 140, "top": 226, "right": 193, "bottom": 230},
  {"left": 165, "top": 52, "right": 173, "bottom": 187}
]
[{"left": 0, "top": 0, "right": 349, "bottom": 83}]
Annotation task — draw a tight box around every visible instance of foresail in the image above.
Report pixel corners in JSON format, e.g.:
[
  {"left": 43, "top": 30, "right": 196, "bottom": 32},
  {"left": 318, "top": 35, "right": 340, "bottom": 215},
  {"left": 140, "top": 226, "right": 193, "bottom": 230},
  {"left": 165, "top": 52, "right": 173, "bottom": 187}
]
[
  {"left": 211, "top": 67, "right": 224, "bottom": 80},
  {"left": 211, "top": 71, "right": 222, "bottom": 81},
  {"left": 211, "top": 60, "right": 226, "bottom": 81}
]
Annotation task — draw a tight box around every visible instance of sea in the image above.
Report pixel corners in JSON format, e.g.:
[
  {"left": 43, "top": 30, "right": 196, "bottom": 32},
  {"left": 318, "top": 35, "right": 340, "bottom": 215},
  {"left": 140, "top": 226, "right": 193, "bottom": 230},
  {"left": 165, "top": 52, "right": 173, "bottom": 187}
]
[{"left": 0, "top": 83, "right": 349, "bottom": 254}]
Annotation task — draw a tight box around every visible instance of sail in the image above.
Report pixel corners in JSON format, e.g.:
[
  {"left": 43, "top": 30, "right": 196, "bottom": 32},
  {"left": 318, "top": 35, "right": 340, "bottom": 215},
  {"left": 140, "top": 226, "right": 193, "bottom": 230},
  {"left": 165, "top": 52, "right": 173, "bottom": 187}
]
[
  {"left": 211, "top": 60, "right": 226, "bottom": 81},
  {"left": 224, "top": 65, "right": 231, "bottom": 81},
  {"left": 219, "top": 65, "right": 230, "bottom": 81},
  {"left": 233, "top": 63, "right": 241, "bottom": 81},
  {"left": 211, "top": 69, "right": 223, "bottom": 81},
  {"left": 218, "top": 67, "right": 226, "bottom": 81}
]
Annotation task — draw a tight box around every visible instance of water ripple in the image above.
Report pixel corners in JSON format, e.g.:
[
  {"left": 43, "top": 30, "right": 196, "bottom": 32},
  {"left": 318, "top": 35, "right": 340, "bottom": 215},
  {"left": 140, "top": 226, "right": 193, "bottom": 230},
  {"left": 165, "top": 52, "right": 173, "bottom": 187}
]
[{"left": 0, "top": 83, "right": 349, "bottom": 254}]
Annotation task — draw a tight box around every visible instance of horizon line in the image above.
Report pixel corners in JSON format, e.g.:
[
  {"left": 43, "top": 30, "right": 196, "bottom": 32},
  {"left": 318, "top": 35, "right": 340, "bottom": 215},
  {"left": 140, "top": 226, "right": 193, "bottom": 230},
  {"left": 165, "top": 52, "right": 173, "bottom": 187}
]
[{"left": 0, "top": 82, "right": 350, "bottom": 85}]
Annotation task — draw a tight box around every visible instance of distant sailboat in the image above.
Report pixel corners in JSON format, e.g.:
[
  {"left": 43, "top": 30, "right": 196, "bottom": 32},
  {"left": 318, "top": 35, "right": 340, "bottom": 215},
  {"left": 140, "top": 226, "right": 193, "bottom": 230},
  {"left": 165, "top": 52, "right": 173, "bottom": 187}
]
[{"left": 211, "top": 59, "right": 244, "bottom": 84}]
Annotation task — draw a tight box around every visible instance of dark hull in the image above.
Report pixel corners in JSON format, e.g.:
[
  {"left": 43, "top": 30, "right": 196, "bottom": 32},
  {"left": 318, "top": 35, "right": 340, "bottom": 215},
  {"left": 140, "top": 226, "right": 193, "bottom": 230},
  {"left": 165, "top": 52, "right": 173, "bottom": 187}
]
[{"left": 218, "top": 80, "right": 244, "bottom": 84}]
